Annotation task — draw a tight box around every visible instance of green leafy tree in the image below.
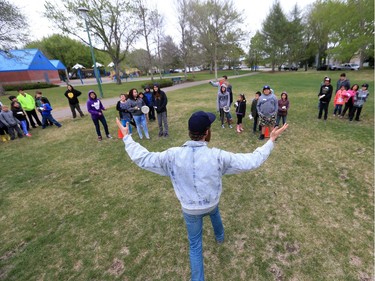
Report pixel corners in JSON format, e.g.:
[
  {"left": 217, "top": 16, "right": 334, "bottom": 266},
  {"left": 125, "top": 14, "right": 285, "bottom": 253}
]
[
  {"left": 328, "top": 0, "right": 374, "bottom": 66},
  {"left": 187, "top": 0, "right": 244, "bottom": 79},
  {"left": 284, "top": 5, "right": 305, "bottom": 66},
  {"left": 305, "top": 0, "right": 339, "bottom": 66},
  {"left": 44, "top": 0, "right": 141, "bottom": 84},
  {"left": 261, "top": 1, "right": 288, "bottom": 71},
  {"left": 248, "top": 31, "right": 267, "bottom": 71}
]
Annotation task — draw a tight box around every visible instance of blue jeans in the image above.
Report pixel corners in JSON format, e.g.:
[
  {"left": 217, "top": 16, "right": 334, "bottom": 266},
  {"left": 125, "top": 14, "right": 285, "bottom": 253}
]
[
  {"left": 42, "top": 114, "right": 62, "bottom": 128},
  {"left": 121, "top": 118, "right": 132, "bottom": 134},
  {"left": 133, "top": 114, "right": 149, "bottom": 139},
  {"left": 182, "top": 206, "right": 224, "bottom": 281},
  {"left": 275, "top": 115, "right": 287, "bottom": 127},
  {"left": 20, "top": 120, "right": 29, "bottom": 135}
]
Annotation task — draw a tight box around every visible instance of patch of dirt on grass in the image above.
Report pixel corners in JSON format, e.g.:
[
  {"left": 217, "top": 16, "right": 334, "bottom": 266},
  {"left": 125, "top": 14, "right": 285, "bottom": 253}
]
[
  {"left": 0, "top": 241, "right": 27, "bottom": 261},
  {"left": 234, "top": 234, "right": 248, "bottom": 253},
  {"left": 108, "top": 258, "right": 124, "bottom": 276},
  {"left": 74, "top": 260, "right": 83, "bottom": 271},
  {"left": 339, "top": 169, "right": 349, "bottom": 180},
  {"left": 359, "top": 271, "right": 372, "bottom": 281},
  {"left": 349, "top": 255, "right": 362, "bottom": 266},
  {"left": 285, "top": 242, "right": 300, "bottom": 254},
  {"left": 120, "top": 246, "right": 130, "bottom": 255},
  {"left": 270, "top": 264, "right": 284, "bottom": 281}
]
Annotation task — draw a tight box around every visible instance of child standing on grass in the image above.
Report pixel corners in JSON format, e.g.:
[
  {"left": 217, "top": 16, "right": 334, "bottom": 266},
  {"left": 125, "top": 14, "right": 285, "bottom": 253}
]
[
  {"left": 275, "top": 92, "right": 289, "bottom": 127},
  {"left": 11, "top": 101, "right": 31, "bottom": 137},
  {"left": 40, "top": 98, "right": 62, "bottom": 129},
  {"left": 318, "top": 77, "right": 333, "bottom": 120},
  {"left": 257, "top": 85, "right": 278, "bottom": 140},
  {"left": 35, "top": 91, "right": 53, "bottom": 126},
  {"left": 217, "top": 84, "right": 232, "bottom": 128},
  {"left": 333, "top": 85, "right": 346, "bottom": 116},
  {"left": 116, "top": 93, "right": 133, "bottom": 135},
  {"left": 349, "top": 83, "right": 369, "bottom": 122},
  {"left": 250, "top": 91, "right": 262, "bottom": 134},
  {"left": 234, "top": 94, "right": 246, "bottom": 133},
  {"left": 87, "top": 90, "right": 112, "bottom": 141},
  {"left": 0, "top": 105, "right": 23, "bottom": 140},
  {"left": 340, "top": 84, "right": 359, "bottom": 119}
]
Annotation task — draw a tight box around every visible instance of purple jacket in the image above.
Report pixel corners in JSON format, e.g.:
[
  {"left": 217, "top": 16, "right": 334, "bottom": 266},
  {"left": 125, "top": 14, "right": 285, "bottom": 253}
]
[{"left": 86, "top": 91, "right": 105, "bottom": 120}]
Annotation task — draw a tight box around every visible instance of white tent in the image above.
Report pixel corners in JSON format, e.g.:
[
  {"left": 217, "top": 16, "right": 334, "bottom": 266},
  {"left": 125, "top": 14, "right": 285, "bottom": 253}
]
[
  {"left": 72, "top": 63, "right": 85, "bottom": 69},
  {"left": 107, "top": 62, "right": 115, "bottom": 67},
  {"left": 92, "top": 62, "right": 104, "bottom": 67}
]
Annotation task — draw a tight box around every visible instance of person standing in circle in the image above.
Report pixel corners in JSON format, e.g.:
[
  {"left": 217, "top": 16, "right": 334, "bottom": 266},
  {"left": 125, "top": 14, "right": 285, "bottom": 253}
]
[{"left": 64, "top": 84, "right": 85, "bottom": 119}]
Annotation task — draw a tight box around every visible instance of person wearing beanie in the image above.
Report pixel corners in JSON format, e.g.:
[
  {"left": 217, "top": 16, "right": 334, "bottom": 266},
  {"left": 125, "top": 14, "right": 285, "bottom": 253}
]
[
  {"left": 349, "top": 83, "right": 369, "bottom": 121},
  {"left": 318, "top": 77, "right": 333, "bottom": 120},
  {"left": 143, "top": 86, "right": 155, "bottom": 121},
  {"left": 116, "top": 111, "right": 288, "bottom": 281},
  {"left": 257, "top": 85, "right": 278, "bottom": 140}
]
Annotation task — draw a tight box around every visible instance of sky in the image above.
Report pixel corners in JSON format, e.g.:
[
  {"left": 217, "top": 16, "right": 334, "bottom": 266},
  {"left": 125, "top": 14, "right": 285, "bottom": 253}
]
[{"left": 10, "top": 0, "right": 316, "bottom": 50}]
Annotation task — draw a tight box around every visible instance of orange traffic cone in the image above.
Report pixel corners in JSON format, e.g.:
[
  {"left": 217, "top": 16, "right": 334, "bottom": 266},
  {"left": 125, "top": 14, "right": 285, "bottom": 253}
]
[
  {"left": 264, "top": 127, "right": 270, "bottom": 138},
  {"left": 118, "top": 128, "right": 124, "bottom": 139}
]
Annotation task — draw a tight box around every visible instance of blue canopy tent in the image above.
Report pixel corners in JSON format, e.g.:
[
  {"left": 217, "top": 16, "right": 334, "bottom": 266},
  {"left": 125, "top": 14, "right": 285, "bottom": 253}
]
[
  {"left": 0, "top": 49, "right": 60, "bottom": 85},
  {"left": 50, "top": 59, "right": 69, "bottom": 83}
]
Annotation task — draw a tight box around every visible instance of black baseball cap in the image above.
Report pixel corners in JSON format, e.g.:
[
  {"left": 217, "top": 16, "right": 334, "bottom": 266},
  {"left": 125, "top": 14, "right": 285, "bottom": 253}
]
[{"left": 188, "top": 111, "right": 216, "bottom": 134}]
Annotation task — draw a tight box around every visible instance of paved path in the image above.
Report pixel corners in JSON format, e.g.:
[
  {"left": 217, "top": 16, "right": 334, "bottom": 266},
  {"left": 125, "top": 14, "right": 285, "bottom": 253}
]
[{"left": 54, "top": 72, "right": 258, "bottom": 120}]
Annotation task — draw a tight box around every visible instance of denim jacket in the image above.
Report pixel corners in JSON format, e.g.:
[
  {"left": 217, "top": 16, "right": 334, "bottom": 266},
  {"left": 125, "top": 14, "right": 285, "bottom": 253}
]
[{"left": 122, "top": 135, "right": 274, "bottom": 214}]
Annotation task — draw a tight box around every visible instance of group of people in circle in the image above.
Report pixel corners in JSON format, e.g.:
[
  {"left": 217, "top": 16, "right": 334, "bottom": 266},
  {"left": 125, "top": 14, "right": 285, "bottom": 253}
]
[
  {"left": 318, "top": 73, "right": 369, "bottom": 121},
  {"left": 211, "top": 75, "right": 289, "bottom": 140}
]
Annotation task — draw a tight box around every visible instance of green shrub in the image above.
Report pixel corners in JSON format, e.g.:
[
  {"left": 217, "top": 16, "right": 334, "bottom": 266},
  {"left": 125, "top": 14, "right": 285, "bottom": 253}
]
[
  {"left": 141, "top": 79, "right": 173, "bottom": 89},
  {"left": 3, "top": 82, "right": 59, "bottom": 91}
]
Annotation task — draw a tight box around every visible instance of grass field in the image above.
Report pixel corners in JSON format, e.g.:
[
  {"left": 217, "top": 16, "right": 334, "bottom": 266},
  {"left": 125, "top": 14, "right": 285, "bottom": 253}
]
[{"left": 0, "top": 70, "right": 373, "bottom": 281}]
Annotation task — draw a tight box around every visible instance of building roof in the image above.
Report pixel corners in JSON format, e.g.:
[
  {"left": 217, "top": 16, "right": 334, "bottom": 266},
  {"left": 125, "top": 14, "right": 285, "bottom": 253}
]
[
  {"left": 0, "top": 49, "right": 57, "bottom": 72},
  {"left": 50, "top": 59, "right": 67, "bottom": 70}
]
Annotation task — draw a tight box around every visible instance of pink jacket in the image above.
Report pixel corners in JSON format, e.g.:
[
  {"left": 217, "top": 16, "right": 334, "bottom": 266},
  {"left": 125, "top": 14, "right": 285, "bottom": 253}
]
[{"left": 334, "top": 89, "right": 346, "bottom": 106}]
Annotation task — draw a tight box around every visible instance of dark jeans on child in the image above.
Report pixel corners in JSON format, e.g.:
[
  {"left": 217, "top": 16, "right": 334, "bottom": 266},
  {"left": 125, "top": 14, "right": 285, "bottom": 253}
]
[
  {"left": 92, "top": 115, "right": 109, "bottom": 137},
  {"left": 318, "top": 102, "right": 329, "bottom": 120},
  {"left": 69, "top": 103, "right": 84, "bottom": 118}
]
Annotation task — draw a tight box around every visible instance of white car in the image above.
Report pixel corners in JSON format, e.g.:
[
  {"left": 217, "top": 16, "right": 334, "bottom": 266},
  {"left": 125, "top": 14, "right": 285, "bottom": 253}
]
[{"left": 336, "top": 63, "right": 360, "bottom": 71}]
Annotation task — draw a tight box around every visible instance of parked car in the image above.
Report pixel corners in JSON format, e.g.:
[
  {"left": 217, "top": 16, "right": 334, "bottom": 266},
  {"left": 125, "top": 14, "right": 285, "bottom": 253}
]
[
  {"left": 279, "top": 64, "right": 298, "bottom": 71},
  {"left": 336, "top": 63, "right": 360, "bottom": 71},
  {"left": 317, "top": 64, "right": 337, "bottom": 71}
]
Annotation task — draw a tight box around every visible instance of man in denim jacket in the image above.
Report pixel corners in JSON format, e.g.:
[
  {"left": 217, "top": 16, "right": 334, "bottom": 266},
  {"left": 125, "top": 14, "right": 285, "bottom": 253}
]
[{"left": 116, "top": 112, "right": 288, "bottom": 281}]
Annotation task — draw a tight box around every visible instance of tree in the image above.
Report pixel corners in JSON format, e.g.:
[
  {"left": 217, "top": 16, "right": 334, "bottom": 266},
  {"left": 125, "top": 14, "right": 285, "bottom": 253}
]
[
  {"left": 128, "top": 49, "right": 150, "bottom": 76},
  {"left": 305, "top": 0, "right": 338, "bottom": 67},
  {"left": 284, "top": 5, "right": 305, "bottom": 66},
  {"left": 328, "top": 0, "right": 374, "bottom": 66},
  {"left": 161, "top": 36, "right": 181, "bottom": 70},
  {"left": 248, "top": 31, "right": 266, "bottom": 71},
  {"left": 136, "top": 0, "right": 156, "bottom": 80},
  {"left": 0, "top": 0, "right": 29, "bottom": 94},
  {"left": 0, "top": 0, "right": 29, "bottom": 51},
  {"left": 44, "top": 0, "right": 141, "bottom": 84},
  {"left": 187, "top": 0, "right": 244, "bottom": 79},
  {"left": 26, "top": 34, "right": 110, "bottom": 70},
  {"left": 261, "top": 1, "right": 288, "bottom": 71}
]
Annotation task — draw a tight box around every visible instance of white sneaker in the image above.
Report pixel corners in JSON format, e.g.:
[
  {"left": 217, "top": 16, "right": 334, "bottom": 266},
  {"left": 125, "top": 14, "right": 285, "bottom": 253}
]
[
  {"left": 221, "top": 124, "right": 225, "bottom": 128},
  {"left": 229, "top": 125, "right": 233, "bottom": 128}
]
